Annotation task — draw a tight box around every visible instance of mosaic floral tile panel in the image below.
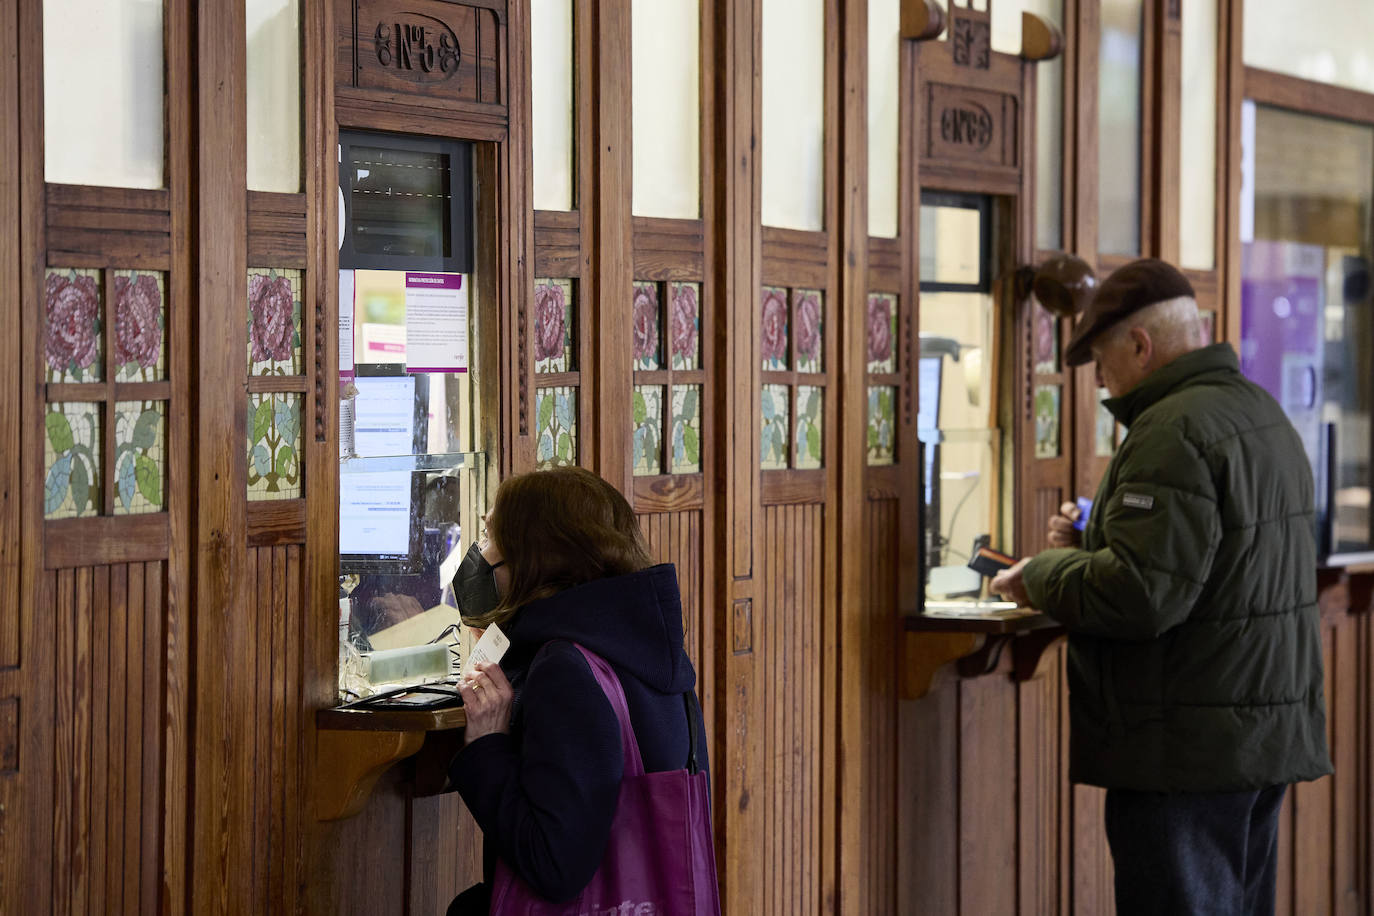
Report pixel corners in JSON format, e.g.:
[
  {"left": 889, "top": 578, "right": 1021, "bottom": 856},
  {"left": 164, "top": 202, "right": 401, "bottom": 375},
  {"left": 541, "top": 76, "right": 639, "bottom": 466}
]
[
  {"left": 113, "top": 400, "right": 165, "bottom": 515},
  {"left": 793, "top": 289, "right": 824, "bottom": 374},
  {"left": 247, "top": 267, "right": 303, "bottom": 377},
  {"left": 1095, "top": 387, "right": 1117, "bottom": 457},
  {"left": 44, "top": 402, "right": 101, "bottom": 519},
  {"left": 632, "top": 283, "right": 662, "bottom": 371},
  {"left": 760, "top": 286, "right": 789, "bottom": 371},
  {"left": 1034, "top": 385, "right": 1061, "bottom": 459},
  {"left": 669, "top": 385, "right": 702, "bottom": 475},
  {"left": 45, "top": 268, "right": 103, "bottom": 384},
  {"left": 247, "top": 392, "right": 302, "bottom": 500},
  {"left": 113, "top": 270, "right": 166, "bottom": 382},
  {"left": 867, "top": 387, "right": 896, "bottom": 466},
  {"left": 866, "top": 294, "right": 897, "bottom": 374},
  {"left": 1033, "top": 300, "right": 1059, "bottom": 375},
  {"left": 668, "top": 283, "right": 701, "bottom": 371},
  {"left": 794, "top": 385, "right": 823, "bottom": 469},
  {"left": 632, "top": 385, "right": 664, "bottom": 477},
  {"left": 535, "top": 386, "right": 578, "bottom": 469},
  {"left": 760, "top": 384, "right": 790, "bottom": 470},
  {"left": 534, "top": 278, "right": 575, "bottom": 373}
]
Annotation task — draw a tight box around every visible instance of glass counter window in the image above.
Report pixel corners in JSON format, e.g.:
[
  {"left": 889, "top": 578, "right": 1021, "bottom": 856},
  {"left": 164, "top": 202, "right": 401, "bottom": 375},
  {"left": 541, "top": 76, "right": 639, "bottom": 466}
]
[{"left": 918, "top": 192, "right": 1012, "bottom": 607}]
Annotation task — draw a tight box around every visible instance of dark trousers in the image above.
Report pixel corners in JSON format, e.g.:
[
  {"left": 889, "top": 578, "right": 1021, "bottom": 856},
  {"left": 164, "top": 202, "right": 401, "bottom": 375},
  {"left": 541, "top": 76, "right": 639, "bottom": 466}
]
[{"left": 1104, "top": 785, "right": 1286, "bottom": 916}]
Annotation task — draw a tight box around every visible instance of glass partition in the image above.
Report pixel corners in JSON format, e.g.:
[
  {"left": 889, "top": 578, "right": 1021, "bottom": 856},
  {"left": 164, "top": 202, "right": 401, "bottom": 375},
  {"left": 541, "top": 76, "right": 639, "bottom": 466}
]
[
  {"left": 44, "top": 0, "right": 165, "bottom": 188},
  {"left": 336, "top": 134, "right": 494, "bottom": 701},
  {"left": 868, "top": 0, "right": 900, "bottom": 238},
  {"left": 1244, "top": 0, "right": 1374, "bottom": 95},
  {"left": 918, "top": 193, "right": 1012, "bottom": 607},
  {"left": 247, "top": 0, "right": 302, "bottom": 192},
  {"left": 761, "top": 0, "right": 826, "bottom": 231},
  {"left": 1240, "top": 103, "right": 1373, "bottom": 562},
  {"left": 531, "top": 0, "right": 575, "bottom": 210},
  {"left": 1098, "top": 0, "right": 1143, "bottom": 256},
  {"left": 1179, "top": 0, "right": 1218, "bottom": 270},
  {"left": 632, "top": 0, "right": 700, "bottom": 219}
]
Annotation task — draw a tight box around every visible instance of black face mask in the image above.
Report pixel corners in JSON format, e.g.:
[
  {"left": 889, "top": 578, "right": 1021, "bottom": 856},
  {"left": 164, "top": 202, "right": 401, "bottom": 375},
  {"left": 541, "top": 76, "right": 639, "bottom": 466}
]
[{"left": 454, "top": 540, "right": 505, "bottom": 622}]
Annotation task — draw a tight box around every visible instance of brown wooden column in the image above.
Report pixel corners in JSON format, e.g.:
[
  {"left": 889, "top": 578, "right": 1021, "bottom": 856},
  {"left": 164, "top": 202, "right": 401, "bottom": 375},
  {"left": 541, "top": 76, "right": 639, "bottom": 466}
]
[
  {"left": 713, "top": 0, "right": 764, "bottom": 912},
  {"left": 189, "top": 0, "right": 251, "bottom": 909}
]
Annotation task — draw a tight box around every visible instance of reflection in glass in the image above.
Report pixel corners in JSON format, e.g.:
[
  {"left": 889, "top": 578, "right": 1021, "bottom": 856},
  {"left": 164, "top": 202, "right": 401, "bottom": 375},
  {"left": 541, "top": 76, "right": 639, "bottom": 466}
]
[
  {"left": 1240, "top": 104, "right": 1373, "bottom": 559},
  {"left": 1098, "top": 0, "right": 1142, "bottom": 256},
  {"left": 919, "top": 203, "right": 984, "bottom": 287},
  {"left": 1244, "top": 0, "right": 1374, "bottom": 95}
]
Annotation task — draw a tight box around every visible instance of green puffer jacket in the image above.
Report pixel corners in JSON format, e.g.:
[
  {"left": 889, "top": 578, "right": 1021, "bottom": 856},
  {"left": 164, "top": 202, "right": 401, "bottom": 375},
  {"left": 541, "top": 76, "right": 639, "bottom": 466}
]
[{"left": 1023, "top": 343, "right": 1332, "bottom": 792}]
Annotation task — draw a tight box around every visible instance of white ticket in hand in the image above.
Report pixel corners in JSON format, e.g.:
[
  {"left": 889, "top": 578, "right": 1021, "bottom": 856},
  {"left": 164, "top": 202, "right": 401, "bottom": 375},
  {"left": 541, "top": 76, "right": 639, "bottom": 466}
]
[{"left": 462, "top": 622, "right": 510, "bottom": 679}]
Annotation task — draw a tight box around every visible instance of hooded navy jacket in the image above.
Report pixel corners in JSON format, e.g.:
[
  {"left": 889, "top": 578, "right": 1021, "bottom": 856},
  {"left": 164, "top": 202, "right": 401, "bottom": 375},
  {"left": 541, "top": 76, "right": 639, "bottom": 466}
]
[{"left": 449, "top": 562, "right": 707, "bottom": 904}]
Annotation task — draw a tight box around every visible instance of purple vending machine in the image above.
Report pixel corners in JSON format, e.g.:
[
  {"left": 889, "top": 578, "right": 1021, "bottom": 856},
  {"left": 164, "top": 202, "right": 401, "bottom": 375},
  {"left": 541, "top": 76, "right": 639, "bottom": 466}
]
[{"left": 1240, "top": 239, "right": 1327, "bottom": 539}]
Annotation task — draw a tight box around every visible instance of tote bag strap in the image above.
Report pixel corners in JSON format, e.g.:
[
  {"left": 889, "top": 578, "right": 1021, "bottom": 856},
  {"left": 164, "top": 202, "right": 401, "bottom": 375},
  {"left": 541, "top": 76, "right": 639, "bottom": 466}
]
[{"left": 572, "top": 643, "right": 645, "bottom": 777}]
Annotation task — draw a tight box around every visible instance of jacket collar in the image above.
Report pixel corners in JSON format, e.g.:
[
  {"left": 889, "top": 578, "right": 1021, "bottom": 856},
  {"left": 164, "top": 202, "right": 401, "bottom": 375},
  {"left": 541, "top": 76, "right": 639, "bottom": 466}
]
[{"left": 1103, "top": 343, "right": 1238, "bottom": 427}]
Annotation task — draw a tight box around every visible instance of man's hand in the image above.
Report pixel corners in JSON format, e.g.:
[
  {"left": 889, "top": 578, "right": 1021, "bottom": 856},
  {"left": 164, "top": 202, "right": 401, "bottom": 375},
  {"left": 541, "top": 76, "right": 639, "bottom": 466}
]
[
  {"left": 990, "top": 557, "right": 1033, "bottom": 607},
  {"left": 1047, "top": 500, "right": 1082, "bottom": 548}
]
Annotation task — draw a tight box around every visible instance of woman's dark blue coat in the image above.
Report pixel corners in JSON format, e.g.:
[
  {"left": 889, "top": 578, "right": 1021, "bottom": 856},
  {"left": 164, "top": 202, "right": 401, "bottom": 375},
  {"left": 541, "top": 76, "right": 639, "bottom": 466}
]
[{"left": 449, "top": 562, "right": 707, "bottom": 904}]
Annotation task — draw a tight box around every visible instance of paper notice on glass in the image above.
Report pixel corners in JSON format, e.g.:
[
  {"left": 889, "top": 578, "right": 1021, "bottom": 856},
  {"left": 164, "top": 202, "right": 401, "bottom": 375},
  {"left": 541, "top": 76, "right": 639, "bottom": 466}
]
[
  {"left": 462, "top": 622, "right": 509, "bottom": 679},
  {"left": 339, "top": 269, "right": 356, "bottom": 377},
  {"left": 338, "top": 471, "right": 412, "bottom": 556},
  {"left": 404, "top": 272, "right": 468, "bottom": 373}
]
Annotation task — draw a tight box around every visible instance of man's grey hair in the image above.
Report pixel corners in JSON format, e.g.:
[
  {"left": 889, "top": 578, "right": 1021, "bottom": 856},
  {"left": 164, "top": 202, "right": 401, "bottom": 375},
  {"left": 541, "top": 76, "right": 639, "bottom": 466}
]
[{"left": 1100, "top": 296, "right": 1201, "bottom": 357}]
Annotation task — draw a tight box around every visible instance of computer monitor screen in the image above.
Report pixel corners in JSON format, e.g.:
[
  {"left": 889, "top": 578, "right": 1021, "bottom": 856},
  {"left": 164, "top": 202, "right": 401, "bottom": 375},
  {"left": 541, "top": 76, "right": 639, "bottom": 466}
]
[{"left": 340, "top": 368, "right": 428, "bottom": 574}]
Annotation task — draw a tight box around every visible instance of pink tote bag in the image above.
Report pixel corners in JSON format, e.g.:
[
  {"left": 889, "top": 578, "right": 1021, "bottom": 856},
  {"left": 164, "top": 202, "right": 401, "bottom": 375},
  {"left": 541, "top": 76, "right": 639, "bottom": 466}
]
[{"left": 489, "top": 644, "right": 721, "bottom": 916}]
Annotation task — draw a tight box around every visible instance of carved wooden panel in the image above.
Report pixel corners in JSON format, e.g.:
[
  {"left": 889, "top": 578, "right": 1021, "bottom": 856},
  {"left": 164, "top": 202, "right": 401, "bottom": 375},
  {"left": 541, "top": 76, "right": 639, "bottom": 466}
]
[
  {"left": 949, "top": 11, "right": 991, "bottom": 70},
  {"left": 762, "top": 502, "right": 824, "bottom": 914},
  {"left": 925, "top": 83, "right": 1018, "bottom": 170},
  {"left": 638, "top": 511, "right": 703, "bottom": 672},
  {"left": 49, "top": 562, "right": 165, "bottom": 914},
  {"left": 862, "top": 498, "right": 900, "bottom": 914},
  {"left": 337, "top": 0, "right": 504, "bottom": 107}
]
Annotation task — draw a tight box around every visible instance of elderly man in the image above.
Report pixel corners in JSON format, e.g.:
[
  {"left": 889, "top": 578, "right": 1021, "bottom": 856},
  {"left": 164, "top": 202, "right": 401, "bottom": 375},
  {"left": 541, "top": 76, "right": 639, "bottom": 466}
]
[{"left": 992, "top": 259, "right": 1331, "bottom": 916}]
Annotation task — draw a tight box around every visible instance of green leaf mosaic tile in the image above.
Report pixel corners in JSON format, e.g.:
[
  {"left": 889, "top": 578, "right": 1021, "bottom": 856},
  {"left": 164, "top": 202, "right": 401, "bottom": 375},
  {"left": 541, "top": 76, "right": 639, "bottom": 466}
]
[
  {"left": 632, "top": 385, "right": 664, "bottom": 476},
  {"left": 1034, "top": 385, "right": 1061, "bottom": 459},
  {"left": 247, "top": 392, "right": 302, "bottom": 500},
  {"left": 867, "top": 387, "right": 895, "bottom": 466},
  {"left": 670, "top": 385, "right": 702, "bottom": 475},
  {"left": 760, "top": 384, "right": 789, "bottom": 470},
  {"left": 794, "top": 385, "right": 823, "bottom": 469},
  {"left": 114, "top": 400, "right": 165, "bottom": 514},
  {"left": 44, "top": 402, "right": 101, "bottom": 519},
  {"left": 535, "top": 386, "right": 578, "bottom": 469}
]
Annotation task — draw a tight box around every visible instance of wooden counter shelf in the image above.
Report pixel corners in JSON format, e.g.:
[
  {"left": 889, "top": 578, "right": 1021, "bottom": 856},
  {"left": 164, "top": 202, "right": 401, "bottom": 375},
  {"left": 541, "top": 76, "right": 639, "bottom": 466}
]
[
  {"left": 901, "top": 607, "right": 1066, "bottom": 700},
  {"left": 315, "top": 704, "right": 467, "bottom": 822}
]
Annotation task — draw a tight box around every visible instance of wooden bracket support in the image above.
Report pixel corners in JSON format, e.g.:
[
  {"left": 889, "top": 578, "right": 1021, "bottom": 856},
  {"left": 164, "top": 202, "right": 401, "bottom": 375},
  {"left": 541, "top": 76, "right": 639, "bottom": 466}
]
[
  {"left": 315, "top": 728, "right": 425, "bottom": 822},
  {"left": 901, "top": 631, "right": 984, "bottom": 700}
]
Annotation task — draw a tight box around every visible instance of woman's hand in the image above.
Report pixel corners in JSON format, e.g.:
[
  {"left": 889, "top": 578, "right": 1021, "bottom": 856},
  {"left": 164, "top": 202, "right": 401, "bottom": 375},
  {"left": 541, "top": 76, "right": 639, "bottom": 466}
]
[{"left": 459, "top": 660, "right": 514, "bottom": 746}]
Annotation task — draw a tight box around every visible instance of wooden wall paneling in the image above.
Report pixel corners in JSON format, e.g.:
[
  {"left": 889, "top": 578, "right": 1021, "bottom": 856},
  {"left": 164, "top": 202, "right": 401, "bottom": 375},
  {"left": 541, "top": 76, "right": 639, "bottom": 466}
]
[
  {"left": 1018, "top": 644, "right": 1064, "bottom": 915},
  {"left": 0, "top": 0, "right": 18, "bottom": 676},
  {"left": 862, "top": 498, "right": 899, "bottom": 915},
  {"left": 713, "top": 0, "right": 765, "bottom": 912},
  {"left": 1293, "top": 620, "right": 1338, "bottom": 913},
  {"left": 836, "top": 0, "right": 877, "bottom": 907},
  {"left": 1071, "top": 784, "right": 1113, "bottom": 916},
  {"left": 16, "top": 0, "right": 54, "bottom": 909},
  {"left": 592, "top": 1, "right": 632, "bottom": 487},
  {"left": 899, "top": 682, "right": 959, "bottom": 915},
  {"left": 1333, "top": 611, "right": 1361, "bottom": 914},
  {"left": 190, "top": 0, "right": 251, "bottom": 909},
  {"left": 1151, "top": 1, "right": 1181, "bottom": 265},
  {"left": 301, "top": 0, "right": 343, "bottom": 911},
  {"left": 960, "top": 667, "right": 1018, "bottom": 916}
]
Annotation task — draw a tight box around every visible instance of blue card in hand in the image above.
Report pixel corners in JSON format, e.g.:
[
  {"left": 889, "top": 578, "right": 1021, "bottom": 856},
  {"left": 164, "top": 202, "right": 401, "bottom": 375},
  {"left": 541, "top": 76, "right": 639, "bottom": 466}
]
[{"left": 1073, "top": 497, "right": 1093, "bottom": 531}]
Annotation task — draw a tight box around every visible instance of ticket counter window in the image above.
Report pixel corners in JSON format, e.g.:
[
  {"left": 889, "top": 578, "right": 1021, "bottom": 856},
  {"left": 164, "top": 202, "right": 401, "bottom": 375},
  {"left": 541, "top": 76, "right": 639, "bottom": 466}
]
[
  {"left": 1240, "top": 104, "right": 1374, "bottom": 563},
  {"left": 336, "top": 131, "right": 491, "bottom": 700},
  {"left": 918, "top": 193, "right": 1011, "bottom": 605}
]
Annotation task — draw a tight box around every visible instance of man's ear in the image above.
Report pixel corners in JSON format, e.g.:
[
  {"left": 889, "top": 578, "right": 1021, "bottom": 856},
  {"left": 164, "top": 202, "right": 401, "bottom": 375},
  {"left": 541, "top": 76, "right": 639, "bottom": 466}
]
[{"left": 1129, "top": 325, "right": 1153, "bottom": 367}]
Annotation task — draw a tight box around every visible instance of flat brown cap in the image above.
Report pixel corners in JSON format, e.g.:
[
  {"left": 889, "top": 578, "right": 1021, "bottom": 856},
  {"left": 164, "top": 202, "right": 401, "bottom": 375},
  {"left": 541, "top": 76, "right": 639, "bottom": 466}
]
[{"left": 1064, "top": 258, "right": 1195, "bottom": 366}]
